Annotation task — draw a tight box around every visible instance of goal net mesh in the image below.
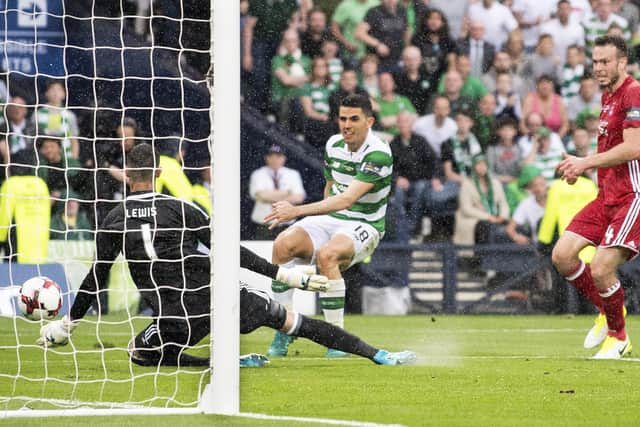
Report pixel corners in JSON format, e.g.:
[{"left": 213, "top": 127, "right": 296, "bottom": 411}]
[{"left": 0, "top": 0, "right": 214, "bottom": 412}]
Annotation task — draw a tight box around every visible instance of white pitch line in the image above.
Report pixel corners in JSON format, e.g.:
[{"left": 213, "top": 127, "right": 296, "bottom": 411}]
[
  {"left": 239, "top": 412, "right": 406, "bottom": 427},
  {"left": 0, "top": 401, "right": 405, "bottom": 427}
]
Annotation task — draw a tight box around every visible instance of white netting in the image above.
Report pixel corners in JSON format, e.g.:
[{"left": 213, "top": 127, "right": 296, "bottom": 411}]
[{"left": 0, "top": 0, "right": 218, "bottom": 414}]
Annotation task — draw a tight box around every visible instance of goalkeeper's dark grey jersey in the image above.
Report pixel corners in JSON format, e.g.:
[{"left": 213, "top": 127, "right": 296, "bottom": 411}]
[{"left": 70, "top": 191, "right": 211, "bottom": 320}]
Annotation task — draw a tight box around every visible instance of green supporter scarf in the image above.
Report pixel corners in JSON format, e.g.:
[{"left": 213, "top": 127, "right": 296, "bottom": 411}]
[
  {"left": 451, "top": 133, "right": 482, "bottom": 178},
  {"left": 473, "top": 173, "right": 497, "bottom": 216}
]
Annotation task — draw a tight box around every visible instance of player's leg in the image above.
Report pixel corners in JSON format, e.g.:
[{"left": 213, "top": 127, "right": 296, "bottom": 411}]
[
  {"left": 316, "top": 220, "right": 381, "bottom": 330},
  {"left": 315, "top": 234, "right": 354, "bottom": 331},
  {"left": 268, "top": 222, "right": 320, "bottom": 357},
  {"left": 241, "top": 286, "right": 416, "bottom": 365},
  {"left": 271, "top": 225, "right": 315, "bottom": 306},
  {"left": 552, "top": 231, "right": 603, "bottom": 309},
  {"left": 590, "top": 246, "right": 632, "bottom": 359},
  {"left": 128, "top": 315, "right": 211, "bottom": 367}
]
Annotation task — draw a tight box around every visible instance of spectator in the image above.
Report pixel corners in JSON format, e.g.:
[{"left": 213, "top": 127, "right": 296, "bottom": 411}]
[
  {"left": 517, "top": 111, "right": 562, "bottom": 153},
  {"left": 440, "top": 70, "right": 476, "bottom": 118},
  {"left": 0, "top": 151, "right": 50, "bottom": 264},
  {"left": 569, "top": 0, "right": 593, "bottom": 21},
  {"left": 440, "top": 109, "right": 483, "bottom": 208},
  {"left": 494, "top": 71, "right": 523, "bottom": 121},
  {"left": 155, "top": 138, "right": 194, "bottom": 201},
  {"left": 36, "top": 136, "right": 83, "bottom": 200},
  {"left": 33, "top": 80, "right": 80, "bottom": 160},
  {"left": 481, "top": 51, "right": 526, "bottom": 97},
  {"left": 49, "top": 190, "right": 93, "bottom": 241},
  {"left": 412, "top": 96, "right": 457, "bottom": 156},
  {"left": 321, "top": 38, "right": 345, "bottom": 85},
  {"left": 331, "top": 0, "right": 380, "bottom": 65},
  {"left": 560, "top": 45, "right": 587, "bottom": 105},
  {"left": 271, "top": 29, "right": 311, "bottom": 130},
  {"left": 539, "top": 0, "right": 586, "bottom": 66},
  {"left": 376, "top": 72, "right": 417, "bottom": 138},
  {"left": 393, "top": 45, "right": 433, "bottom": 114},
  {"left": 453, "top": 153, "right": 510, "bottom": 246},
  {"left": 520, "top": 34, "right": 561, "bottom": 92},
  {"left": 568, "top": 127, "right": 595, "bottom": 157},
  {"left": 472, "top": 93, "right": 497, "bottom": 150},
  {"left": 390, "top": 111, "right": 440, "bottom": 239},
  {"left": 300, "top": 57, "right": 336, "bottom": 147},
  {"left": 505, "top": 167, "right": 547, "bottom": 245},
  {"left": 249, "top": 144, "right": 305, "bottom": 240},
  {"left": 504, "top": 163, "right": 541, "bottom": 213},
  {"left": 521, "top": 126, "right": 565, "bottom": 182},
  {"left": 437, "top": 54, "right": 489, "bottom": 102},
  {"left": 95, "top": 117, "right": 138, "bottom": 224},
  {"left": 521, "top": 74, "right": 569, "bottom": 139},
  {"left": 429, "top": 0, "right": 466, "bottom": 39},
  {"left": 0, "top": 96, "right": 35, "bottom": 168},
  {"left": 355, "top": 0, "right": 410, "bottom": 72},
  {"left": 466, "top": 0, "right": 518, "bottom": 51},
  {"left": 360, "top": 54, "right": 381, "bottom": 98},
  {"left": 300, "top": 8, "right": 332, "bottom": 59},
  {"left": 487, "top": 117, "right": 523, "bottom": 186},
  {"left": 457, "top": 21, "right": 495, "bottom": 78},
  {"left": 328, "top": 68, "right": 371, "bottom": 123},
  {"left": 567, "top": 75, "right": 601, "bottom": 123},
  {"left": 242, "top": 0, "right": 299, "bottom": 112},
  {"left": 411, "top": 8, "right": 457, "bottom": 88},
  {"left": 438, "top": 54, "right": 489, "bottom": 101},
  {"left": 504, "top": 29, "right": 528, "bottom": 77},
  {"left": 612, "top": 0, "right": 640, "bottom": 35},
  {"left": 582, "top": 0, "right": 630, "bottom": 58},
  {"left": 511, "top": 0, "right": 554, "bottom": 52}
]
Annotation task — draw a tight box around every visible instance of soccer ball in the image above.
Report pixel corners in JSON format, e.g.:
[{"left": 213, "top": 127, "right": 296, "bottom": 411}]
[{"left": 18, "top": 277, "right": 62, "bottom": 320}]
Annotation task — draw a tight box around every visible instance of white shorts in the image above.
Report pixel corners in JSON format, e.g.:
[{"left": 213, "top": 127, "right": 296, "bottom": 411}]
[{"left": 291, "top": 215, "right": 381, "bottom": 269}]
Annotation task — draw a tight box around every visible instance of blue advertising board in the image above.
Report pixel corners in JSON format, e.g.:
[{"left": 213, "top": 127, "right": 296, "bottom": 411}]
[{"left": 0, "top": 0, "right": 65, "bottom": 76}]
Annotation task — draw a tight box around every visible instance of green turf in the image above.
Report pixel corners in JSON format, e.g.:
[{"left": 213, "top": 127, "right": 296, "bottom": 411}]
[{"left": 1, "top": 315, "right": 640, "bottom": 426}]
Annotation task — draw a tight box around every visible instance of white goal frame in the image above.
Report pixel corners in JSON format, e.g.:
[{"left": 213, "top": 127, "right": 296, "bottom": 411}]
[{"left": 1, "top": 0, "right": 240, "bottom": 419}]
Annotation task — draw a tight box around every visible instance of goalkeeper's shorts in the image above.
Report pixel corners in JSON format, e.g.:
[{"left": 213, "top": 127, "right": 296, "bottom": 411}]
[{"left": 240, "top": 283, "right": 287, "bottom": 334}]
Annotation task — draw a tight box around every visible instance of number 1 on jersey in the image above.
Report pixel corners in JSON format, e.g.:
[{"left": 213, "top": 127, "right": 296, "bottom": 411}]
[{"left": 141, "top": 223, "right": 158, "bottom": 260}]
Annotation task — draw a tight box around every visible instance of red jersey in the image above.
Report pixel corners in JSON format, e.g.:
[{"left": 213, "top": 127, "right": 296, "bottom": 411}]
[{"left": 597, "top": 76, "right": 640, "bottom": 205}]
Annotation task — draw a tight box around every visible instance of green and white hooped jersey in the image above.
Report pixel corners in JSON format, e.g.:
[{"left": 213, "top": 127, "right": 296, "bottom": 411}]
[{"left": 323, "top": 131, "right": 393, "bottom": 234}]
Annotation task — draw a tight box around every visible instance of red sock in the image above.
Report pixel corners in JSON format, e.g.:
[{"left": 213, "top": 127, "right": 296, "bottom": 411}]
[
  {"left": 565, "top": 262, "right": 604, "bottom": 312},
  {"left": 601, "top": 282, "right": 626, "bottom": 340}
]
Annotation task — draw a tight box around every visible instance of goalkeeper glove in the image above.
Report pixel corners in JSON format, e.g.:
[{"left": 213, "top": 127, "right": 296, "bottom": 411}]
[
  {"left": 36, "top": 315, "right": 78, "bottom": 347},
  {"left": 276, "top": 265, "right": 329, "bottom": 292}
]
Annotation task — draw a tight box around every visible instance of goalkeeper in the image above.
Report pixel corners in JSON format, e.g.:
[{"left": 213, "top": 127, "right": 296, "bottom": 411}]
[{"left": 38, "top": 143, "right": 415, "bottom": 367}]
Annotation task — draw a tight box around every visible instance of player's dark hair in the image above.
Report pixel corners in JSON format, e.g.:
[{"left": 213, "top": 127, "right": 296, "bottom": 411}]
[
  {"left": 340, "top": 94, "right": 374, "bottom": 117},
  {"left": 594, "top": 35, "right": 628, "bottom": 58},
  {"left": 126, "top": 142, "right": 157, "bottom": 182}
]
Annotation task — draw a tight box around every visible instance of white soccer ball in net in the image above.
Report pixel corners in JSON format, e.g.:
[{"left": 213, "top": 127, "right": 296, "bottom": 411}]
[{"left": 18, "top": 277, "right": 62, "bottom": 320}]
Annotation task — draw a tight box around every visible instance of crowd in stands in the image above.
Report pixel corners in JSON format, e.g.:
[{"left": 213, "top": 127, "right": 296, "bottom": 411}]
[
  {"left": 241, "top": 0, "right": 640, "bottom": 252},
  {"left": 0, "top": 77, "right": 211, "bottom": 267}
]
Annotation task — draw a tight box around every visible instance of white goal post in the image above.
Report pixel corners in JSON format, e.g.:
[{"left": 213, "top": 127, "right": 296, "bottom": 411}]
[{"left": 0, "top": 0, "right": 239, "bottom": 419}]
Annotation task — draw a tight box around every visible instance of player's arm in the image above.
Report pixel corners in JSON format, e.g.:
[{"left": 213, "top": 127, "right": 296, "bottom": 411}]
[
  {"left": 265, "top": 179, "right": 374, "bottom": 228},
  {"left": 37, "top": 219, "right": 122, "bottom": 346},
  {"left": 323, "top": 179, "right": 335, "bottom": 199},
  {"left": 558, "top": 128, "right": 640, "bottom": 179}
]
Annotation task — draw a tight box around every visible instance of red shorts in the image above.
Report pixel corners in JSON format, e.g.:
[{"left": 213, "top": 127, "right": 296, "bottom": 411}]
[{"left": 566, "top": 194, "right": 640, "bottom": 254}]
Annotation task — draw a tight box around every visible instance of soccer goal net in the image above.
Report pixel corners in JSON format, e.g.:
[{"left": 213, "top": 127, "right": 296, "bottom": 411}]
[{"left": 0, "top": 0, "right": 239, "bottom": 418}]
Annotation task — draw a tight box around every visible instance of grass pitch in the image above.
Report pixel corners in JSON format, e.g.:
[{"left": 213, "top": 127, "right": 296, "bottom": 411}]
[{"left": 1, "top": 315, "right": 640, "bottom": 426}]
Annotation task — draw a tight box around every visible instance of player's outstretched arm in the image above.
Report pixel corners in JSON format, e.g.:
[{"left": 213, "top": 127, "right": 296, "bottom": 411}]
[
  {"left": 264, "top": 179, "right": 374, "bottom": 228},
  {"left": 37, "top": 220, "right": 121, "bottom": 347}
]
